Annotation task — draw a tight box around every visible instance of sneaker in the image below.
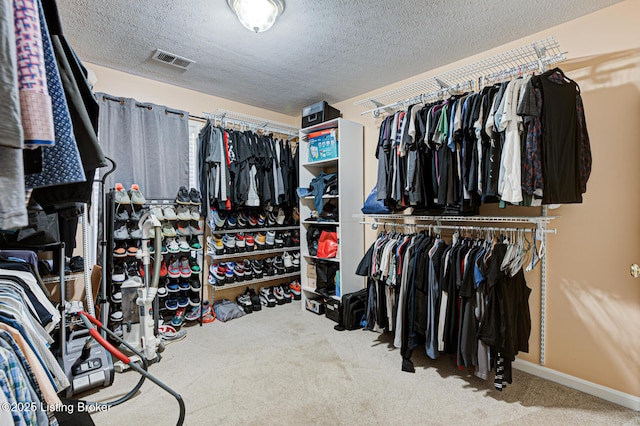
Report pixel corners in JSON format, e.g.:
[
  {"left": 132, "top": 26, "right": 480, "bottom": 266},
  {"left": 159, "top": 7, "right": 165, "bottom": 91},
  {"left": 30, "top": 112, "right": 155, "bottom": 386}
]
[
  {"left": 126, "top": 261, "right": 139, "bottom": 278},
  {"left": 110, "top": 310, "right": 123, "bottom": 322},
  {"left": 167, "top": 281, "right": 180, "bottom": 293},
  {"left": 210, "top": 263, "right": 226, "bottom": 283},
  {"left": 282, "top": 231, "right": 293, "bottom": 247},
  {"left": 130, "top": 207, "right": 145, "bottom": 222},
  {"left": 157, "top": 282, "right": 168, "bottom": 298},
  {"left": 272, "top": 286, "right": 285, "bottom": 305},
  {"left": 257, "top": 213, "right": 266, "bottom": 227},
  {"left": 256, "top": 232, "right": 266, "bottom": 250},
  {"left": 251, "top": 260, "right": 263, "bottom": 279},
  {"left": 224, "top": 262, "right": 235, "bottom": 283},
  {"left": 283, "top": 252, "right": 293, "bottom": 272},
  {"left": 162, "top": 223, "right": 177, "bottom": 237},
  {"left": 243, "top": 259, "right": 253, "bottom": 281},
  {"left": 189, "top": 221, "right": 203, "bottom": 235},
  {"left": 189, "top": 188, "right": 202, "bottom": 205},
  {"left": 223, "top": 235, "right": 236, "bottom": 254},
  {"left": 289, "top": 280, "right": 301, "bottom": 300},
  {"left": 129, "top": 225, "right": 142, "bottom": 239},
  {"left": 274, "top": 232, "right": 284, "bottom": 248},
  {"left": 248, "top": 214, "right": 258, "bottom": 227},
  {"left": 225, "top": 214, "right": 238, "bottom": 230},
  {"left": 266, "top": 231, "right": 276, "bottom": 247},
  {"left": 266, "top": 211, "right": 277, "bottom": 227},
  {"left": 129, "top": 184, "right": 146, "bottom": 205},
  {"left": 150, "top": 206, "right": 165, "bottom": 221},
  {"left": 185, "top": 300, "right": 211, "bottom": 321},
  {"left": 171, "top": 307, "right": 186, "bottom": 327},
  {"left": 179, "top": 257, "right": 192, "bottom": 278},
  {"left": 244, "top": 287, "right": 261, "bottom": 311},
  {"left": 207, "top": 234, "right": 224, "bottom": 254},
  {"left": 177, "top": 296, "right": 190, "bottom": 308},
  {"left": 263, "top": 258, "right": 275, "bottom": 276},
  {"left": 245, "top": 233, "right": 255, "bottom": 251},
  {"left": 210, "top": 209, "right": 226, "bottom": 230},
  {"left": 112, "top": 262, "right": 126, "bottom": 282},
  {"left": 111, "top": 291, "right": 122, "bottom": 304},
  {"left": 236, "top": 233, "right": 246, "bottom": 252},
  {"left": 189, "top": 257, "right": 201, "bottom": 274},
  {"left": 159, "top": 260, "right": 168, "bottom": 277},
  {"left": 276, "top": 208, "right": 286, "bottom": 226},
  {"left": 292, "top": 252, "right": 301, "bottom": 270},
  {"left": 176, "top": 205, "right": 191, "bottom": 221},
  {"left": 189, "top": 294, "right": 201, "bottom": 307},
  {"left": 237, "top": 212, "right": 248, "bottom": 228},
  {"left": 291, "top": 230, "right": 300, "bottom": 246},
  {"left": 163, "top": 206, "right": 178, "bottom": 221},
  {"left": 167, "top": 257, "right": 181, "bottom": 278},
  {"left": 234, "top": 262, "right": 245, "bottom": 282},
  {"left": 114, "top": 208, "right": 129, "bottom": 221},
  {"left": 126, "top": 243, "right": 139, "bottom": 257},
  {"left": 113, "top": 241, "right": 128, "bottom": 258},
  {"left": 161, "top": 241, "right": 168, "bottom": 255},
  {"left": 189, "top": 236, "right": 202, "bottom": 251},
  {"left": 114, "top": 183, "right": 131, "bottom": 204},
  {"left": 273, "top": 256, "right": 285, "bottom": 275},
  {"left": 177, "top": 236, "right": 190, "bottom": 252},
  {"left": 259, "top": 287, "right": 276, "bottom": 308},
  {"left": 114, "top": 224, "right": 130, "bottom": 240},
  {"left": 176, "top": 221, "right": 191, "bottom": 236},
  {"left": 165, "top": 299, "right": 179, "bottom": 310},
  {"left": 176, "top": 186, "right": 190, "bottom": 205},
  {"left": 236, "top": 294, "right": 253, "bottom": 314},
  {"left": 179, "top": 280, "right": 191, "bottom": 292},
  {"left": 189, "top": 277, "right": 201, "bottom": 292},
  {"left": 158, "top": 324, "right": 187, "bottom": 342},
  {"left": 166, "top": 237, "right": 180, "bottom": 253},
  {"left": 281, "top": 285, "right": 292, "bottom": 303},
  {"left": 292, "top": 207, "right": 300, "bottom": 223},
  {"left": 190, "top": 206, "right": 201, "bottom": 221}
]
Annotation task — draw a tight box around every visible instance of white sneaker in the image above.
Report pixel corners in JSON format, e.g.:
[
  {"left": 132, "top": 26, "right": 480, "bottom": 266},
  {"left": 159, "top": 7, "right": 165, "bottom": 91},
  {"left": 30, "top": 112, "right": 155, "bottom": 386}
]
[
  {"left": 163, "top": 206, "right": 178, "bottom": 221},
  {"left": 167, "top": 237, "right": 181, "bottom": 253},
  {"left": 129, "top": 184, "right": 146, "bottom": 205},
  {"left": 113, "top": 225, "right": 130, "bottom": 240},
  {"left": 150, "top": 207, "right": 165, "bottom": 221},
  {"left": 276, "top": 208, "right": 286, "bottom": 225},
  {"left": 114, "top": 183, "right": 131, "bottom": 204},
  {"left": 283, "top": 252, "right": 293, "bottom": 270},
  {"left": 177, "top": 236, "right": 190, "bottom": 252},
  {"left": 177, "top": 206, "right": 191, "bottom": 221},
  {"left": 190, "top": 206, "right": 201, "bottom": 221}
]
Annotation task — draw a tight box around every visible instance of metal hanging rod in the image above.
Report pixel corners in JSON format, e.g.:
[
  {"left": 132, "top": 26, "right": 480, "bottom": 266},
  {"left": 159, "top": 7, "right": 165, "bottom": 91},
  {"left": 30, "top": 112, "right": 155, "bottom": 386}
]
[
  {"left": 355, "top": 37, "right": 566, "bottom": 117},
  {"left": 359, "top": 221, "right": 556, "bottom": 235},
  {"left": 201, "top": 109, "right": 299, "bottom": 137},
  {"left": 353, "top": 213, "right": 556, "bottom": 226}
]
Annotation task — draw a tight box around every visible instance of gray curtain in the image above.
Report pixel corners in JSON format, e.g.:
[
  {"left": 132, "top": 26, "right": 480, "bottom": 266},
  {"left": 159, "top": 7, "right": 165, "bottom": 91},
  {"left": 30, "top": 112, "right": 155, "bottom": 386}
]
[{"left": 96, "top": 93, "right": 189, "bottom": 199}]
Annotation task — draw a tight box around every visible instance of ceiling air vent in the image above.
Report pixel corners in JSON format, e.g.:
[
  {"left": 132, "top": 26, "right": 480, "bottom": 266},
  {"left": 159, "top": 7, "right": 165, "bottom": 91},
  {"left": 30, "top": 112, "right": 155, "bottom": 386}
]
[{"left": 151, "top": 49, "right": 195, "bottom": 70}]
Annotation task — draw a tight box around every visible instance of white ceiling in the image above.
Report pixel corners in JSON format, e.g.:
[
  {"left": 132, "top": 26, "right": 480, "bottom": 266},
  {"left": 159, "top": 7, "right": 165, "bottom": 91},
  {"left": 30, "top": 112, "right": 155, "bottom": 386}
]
[{"left": 56, "top": 0, "right": 620, "bottom": 116}]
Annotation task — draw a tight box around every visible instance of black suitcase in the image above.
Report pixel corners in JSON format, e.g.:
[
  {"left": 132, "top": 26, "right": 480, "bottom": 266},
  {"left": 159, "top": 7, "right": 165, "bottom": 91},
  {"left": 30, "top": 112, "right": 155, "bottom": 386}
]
[{"left": 341, "top": 288, "right": 367, "bottom": 330}]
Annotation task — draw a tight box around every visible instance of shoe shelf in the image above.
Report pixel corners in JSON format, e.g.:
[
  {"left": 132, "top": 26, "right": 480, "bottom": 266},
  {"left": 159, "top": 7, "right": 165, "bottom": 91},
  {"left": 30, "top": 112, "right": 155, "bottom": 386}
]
[
  {"left": 210, "top": 270, "right": 301, "bottom": 291},
  {"left": 207, "top": 246, "right": 301, "bottom": 260},
  {"left": 301, "top": 220, "right": 340, "bottom": 226},
  {"left": 42, "top": 272, "right": 84, "bottom": 284},
  {"left": 208, "top": 225, "right": 300, "bottom": 235},
  {"left": 303, "top": 255, "right": 340, "bottom": 263}
]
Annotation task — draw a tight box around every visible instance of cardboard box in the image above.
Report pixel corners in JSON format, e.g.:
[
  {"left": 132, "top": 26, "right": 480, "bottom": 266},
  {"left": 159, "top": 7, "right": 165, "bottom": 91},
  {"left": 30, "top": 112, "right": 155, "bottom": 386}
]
[{"left": 305, "top": 297, "right": 325, "bottom": 315}]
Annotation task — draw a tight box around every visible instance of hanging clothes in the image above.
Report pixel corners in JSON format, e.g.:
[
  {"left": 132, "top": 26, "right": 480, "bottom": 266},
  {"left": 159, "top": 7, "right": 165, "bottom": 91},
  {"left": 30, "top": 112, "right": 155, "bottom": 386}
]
[
  {"left": 359, "top": 229, "right": 533, "bottom": 389},
  {"left": 24, "top": 0, "right": 85, "bottom": 189},
  {"left": 373, "top": 67, "right": 591, "bottom": 211}
]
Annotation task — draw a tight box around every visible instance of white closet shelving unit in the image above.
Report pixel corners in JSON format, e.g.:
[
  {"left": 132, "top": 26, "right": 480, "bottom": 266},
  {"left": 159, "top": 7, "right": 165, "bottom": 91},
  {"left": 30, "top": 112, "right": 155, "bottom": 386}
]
[{"left": 299, "top": 118, "right": 364, "bottom": 305}]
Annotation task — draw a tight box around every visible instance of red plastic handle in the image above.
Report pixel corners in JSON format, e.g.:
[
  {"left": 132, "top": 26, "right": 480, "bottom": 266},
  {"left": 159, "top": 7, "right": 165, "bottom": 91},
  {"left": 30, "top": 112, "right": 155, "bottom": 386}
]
[{"left": 79, "top": 311, "right": 130, "bottom": 365}]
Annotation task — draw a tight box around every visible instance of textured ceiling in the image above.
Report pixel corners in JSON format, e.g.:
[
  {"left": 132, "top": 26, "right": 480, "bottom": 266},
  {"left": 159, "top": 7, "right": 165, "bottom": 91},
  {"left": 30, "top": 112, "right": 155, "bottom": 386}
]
[{"left": 56, "top": 0, "right": 620, "bottom": 116}]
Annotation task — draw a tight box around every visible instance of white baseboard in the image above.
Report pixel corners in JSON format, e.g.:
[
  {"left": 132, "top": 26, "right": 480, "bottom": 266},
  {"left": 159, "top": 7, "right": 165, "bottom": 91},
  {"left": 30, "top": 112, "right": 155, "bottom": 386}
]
[{"left": 513, "top": 359, "right": 640, "bottom": 411}]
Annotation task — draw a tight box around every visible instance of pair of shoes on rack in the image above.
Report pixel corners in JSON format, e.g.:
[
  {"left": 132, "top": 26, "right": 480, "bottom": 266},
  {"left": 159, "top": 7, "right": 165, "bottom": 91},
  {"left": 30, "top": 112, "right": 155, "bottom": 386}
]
[
  {"left": 115, "top": 183, "right": 146, "bottom": 205},
  {"left": 176, "top": 186, "right": 202, "bottom": 205}
]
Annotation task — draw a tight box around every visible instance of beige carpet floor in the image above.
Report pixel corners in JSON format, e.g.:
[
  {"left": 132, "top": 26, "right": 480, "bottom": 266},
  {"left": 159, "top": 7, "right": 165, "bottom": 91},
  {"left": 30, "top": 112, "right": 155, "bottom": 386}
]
[{"left": 81, "top": 301, "right": 639, "bottom": 425}]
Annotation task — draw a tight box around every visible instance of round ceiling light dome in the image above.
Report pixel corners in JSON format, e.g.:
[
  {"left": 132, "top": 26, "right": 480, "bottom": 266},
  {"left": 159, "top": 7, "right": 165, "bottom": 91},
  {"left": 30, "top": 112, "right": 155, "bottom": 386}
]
[{"left": 227, "top": 0, "right": 284, "bottom": 33}]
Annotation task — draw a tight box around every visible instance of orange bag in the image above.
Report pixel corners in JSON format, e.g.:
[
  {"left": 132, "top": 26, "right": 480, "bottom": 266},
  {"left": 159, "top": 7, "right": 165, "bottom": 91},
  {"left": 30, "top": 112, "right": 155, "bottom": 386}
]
[{"left": 317, "top": 230, "right": 338, "bottom": 258}]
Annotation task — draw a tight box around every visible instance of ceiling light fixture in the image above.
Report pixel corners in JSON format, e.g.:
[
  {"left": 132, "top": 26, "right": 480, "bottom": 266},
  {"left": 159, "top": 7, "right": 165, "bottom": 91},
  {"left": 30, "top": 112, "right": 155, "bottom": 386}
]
[{"left": 227, "top": 0, "right": 284, "bottom": 33}]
